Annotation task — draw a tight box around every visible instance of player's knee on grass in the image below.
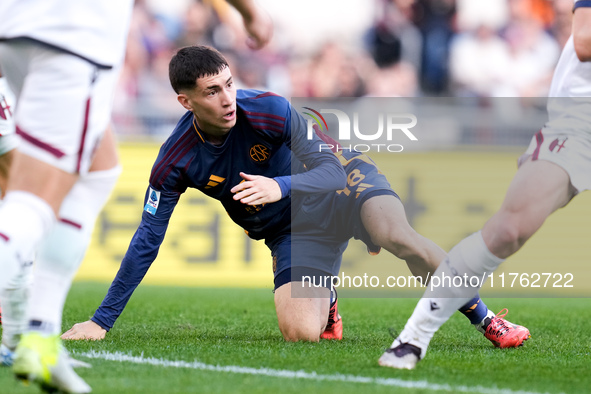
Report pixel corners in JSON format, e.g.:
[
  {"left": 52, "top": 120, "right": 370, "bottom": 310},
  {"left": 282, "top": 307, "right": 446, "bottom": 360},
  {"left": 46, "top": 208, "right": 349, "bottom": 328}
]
[
  {"left": 274, "top": 282, "right": 330, "bottom": 342},
  {"left": 279, "top": 322, "right": 323, "bottom": 342}
]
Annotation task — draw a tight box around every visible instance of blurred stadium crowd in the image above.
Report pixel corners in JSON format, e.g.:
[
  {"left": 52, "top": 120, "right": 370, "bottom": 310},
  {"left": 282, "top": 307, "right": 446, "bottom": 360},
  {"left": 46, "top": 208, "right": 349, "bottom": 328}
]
[{"left": 113, "top": 0, "right": 572, "bottom": 138}]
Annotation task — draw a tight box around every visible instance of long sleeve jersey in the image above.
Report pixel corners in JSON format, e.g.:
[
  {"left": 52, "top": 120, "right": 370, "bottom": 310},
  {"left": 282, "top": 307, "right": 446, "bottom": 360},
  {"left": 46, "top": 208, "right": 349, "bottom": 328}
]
[{"left": 92, "top": 89, "right": 346, "bottom": 330}]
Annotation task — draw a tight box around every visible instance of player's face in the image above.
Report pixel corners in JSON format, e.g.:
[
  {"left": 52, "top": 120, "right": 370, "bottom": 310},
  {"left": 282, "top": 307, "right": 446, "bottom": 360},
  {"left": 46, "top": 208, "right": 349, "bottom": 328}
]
[{"left": 181, "top": 66, "right": 237, "bottom": 141}]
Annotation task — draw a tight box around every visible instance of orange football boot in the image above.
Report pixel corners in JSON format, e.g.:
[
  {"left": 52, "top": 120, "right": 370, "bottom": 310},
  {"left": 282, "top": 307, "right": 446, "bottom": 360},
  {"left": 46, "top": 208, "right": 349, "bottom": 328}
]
[
  {"left": 320, "top": 299, "right": 342, "bottom": 340},
  {"left": 484, "top": 308, "right": 531, "bottom": 348}
]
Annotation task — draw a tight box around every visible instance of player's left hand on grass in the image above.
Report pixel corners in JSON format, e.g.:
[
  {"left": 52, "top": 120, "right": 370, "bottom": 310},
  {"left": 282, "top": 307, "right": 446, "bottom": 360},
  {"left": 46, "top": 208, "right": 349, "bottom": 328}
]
[
  {"left": 61, "top": 320, "right": 106, "bottom": 341},
  {"left": 231, "top": 172, "right": 282, "bottom": 205}
]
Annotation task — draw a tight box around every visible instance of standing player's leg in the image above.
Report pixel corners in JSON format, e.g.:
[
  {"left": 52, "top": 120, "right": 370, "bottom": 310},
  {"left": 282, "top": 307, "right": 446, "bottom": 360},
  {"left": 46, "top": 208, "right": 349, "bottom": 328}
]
[
  {"left": 0, "top": 43, "right": 116, "bottom": 392},
  {"left": 0, "top": 71, "right": 35, "bottom": 367},
  {"left": 2, "top": 128, "right": 119, "bottom": 364},
  {"left": 0, "top": 142, "right": 35, "bottom": 366},
  {"left": 380, "top": 157, "right": 574, "bottom": 369},
  {"left": 0, "top": 140, "right": 34, "bottom": 367},
  {"left": 0, "top": 45, "right": 82, "bottom": 291},
  {"left": 26, "top": 127, "right": 120, "bottom": 352},
  {"left": 0, "top": 70, "right": 15, "bottom": 329},
  {"left": 341, "top": 148, "right": 529, "bottom": 346},
  {"left": 360, "top": 194, "right": 528, "bottom": 346}
]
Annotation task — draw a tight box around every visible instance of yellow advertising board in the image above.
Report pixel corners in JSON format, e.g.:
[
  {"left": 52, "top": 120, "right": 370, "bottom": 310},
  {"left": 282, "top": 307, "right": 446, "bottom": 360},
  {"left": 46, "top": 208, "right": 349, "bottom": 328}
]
[{"left": 77, "top": 144, "right": 591, "bottom": 293}]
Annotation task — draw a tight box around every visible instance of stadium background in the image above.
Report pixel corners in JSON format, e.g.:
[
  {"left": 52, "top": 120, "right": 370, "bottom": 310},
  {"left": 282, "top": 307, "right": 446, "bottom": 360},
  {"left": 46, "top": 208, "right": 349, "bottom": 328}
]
[{"left": 76, "top": 0, "right": 591, "bottom": 296}]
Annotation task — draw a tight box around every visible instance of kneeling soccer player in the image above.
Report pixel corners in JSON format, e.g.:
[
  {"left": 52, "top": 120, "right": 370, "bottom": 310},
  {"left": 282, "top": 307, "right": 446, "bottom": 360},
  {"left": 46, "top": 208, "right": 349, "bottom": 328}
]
[{"left": 62, "top": 46, "right": 528, "bottom": 347}]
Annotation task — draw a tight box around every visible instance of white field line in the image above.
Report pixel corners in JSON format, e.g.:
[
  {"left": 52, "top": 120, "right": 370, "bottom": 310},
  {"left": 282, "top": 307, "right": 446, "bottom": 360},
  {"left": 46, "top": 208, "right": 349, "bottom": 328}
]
[{"left": 73, "top": 350, "right": 558, "bottom": 394}]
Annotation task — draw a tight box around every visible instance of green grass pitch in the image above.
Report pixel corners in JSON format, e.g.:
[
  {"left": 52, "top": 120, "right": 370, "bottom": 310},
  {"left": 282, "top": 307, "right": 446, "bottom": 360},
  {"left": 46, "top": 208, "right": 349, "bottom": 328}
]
[{"left": 1, "top": 282, "right": 589, "bottom": 393}]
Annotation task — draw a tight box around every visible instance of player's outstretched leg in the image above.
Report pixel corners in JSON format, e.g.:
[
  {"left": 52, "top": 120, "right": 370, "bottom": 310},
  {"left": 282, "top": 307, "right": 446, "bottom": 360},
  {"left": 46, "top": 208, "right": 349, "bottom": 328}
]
[
  {"left": 378, "top": 306, "right": 532, "bottom": 370},
  {"left": 379, "top": 158, "right": 573, "bottom": 369},
  {"left": 360, "top": 195, "right": 529, "bottom": 354},
  {"left": 378, "top": 231, "right": 505, "bottom": 370}
]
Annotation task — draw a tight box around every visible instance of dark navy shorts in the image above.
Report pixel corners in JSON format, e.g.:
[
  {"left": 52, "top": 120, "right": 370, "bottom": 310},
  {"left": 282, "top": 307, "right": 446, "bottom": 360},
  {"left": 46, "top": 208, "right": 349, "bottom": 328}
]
[{"left": 268, "top": 151, "right": 399, "bottom": 290}]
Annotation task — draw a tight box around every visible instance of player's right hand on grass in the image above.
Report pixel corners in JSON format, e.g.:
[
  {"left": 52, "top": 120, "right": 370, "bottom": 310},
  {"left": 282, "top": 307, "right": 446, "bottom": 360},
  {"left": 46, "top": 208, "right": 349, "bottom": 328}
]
[{"left": 61, "top": 320, "right": 107, "bottom": 341}]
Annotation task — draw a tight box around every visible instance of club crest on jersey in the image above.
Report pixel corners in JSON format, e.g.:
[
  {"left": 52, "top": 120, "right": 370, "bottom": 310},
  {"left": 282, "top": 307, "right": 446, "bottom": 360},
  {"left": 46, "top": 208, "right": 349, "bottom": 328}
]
[
  {"left": 0, "top": 95, "right": 12, "bottom": 121},
  {"left": 549, "top": 137, "right": 568, "bottom": 153},
  {"left": 249, "top": 144, "right": 271, "bottom": 163},
  {"left": 144, "top": 188, "right": 161, "bottom": 215}
]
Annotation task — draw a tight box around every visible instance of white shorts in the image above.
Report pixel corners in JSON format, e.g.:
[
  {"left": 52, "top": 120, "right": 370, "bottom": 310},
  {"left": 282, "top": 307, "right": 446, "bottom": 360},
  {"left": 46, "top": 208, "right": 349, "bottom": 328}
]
[
  {"left": 0, "top": 76, "right": 18, "bottom": 155},
  {"left": 0, "top": 40, "right": 119, "bottom": 174},
  {"left": 520, "top": 128, "right": 591, "bottom": 192}
]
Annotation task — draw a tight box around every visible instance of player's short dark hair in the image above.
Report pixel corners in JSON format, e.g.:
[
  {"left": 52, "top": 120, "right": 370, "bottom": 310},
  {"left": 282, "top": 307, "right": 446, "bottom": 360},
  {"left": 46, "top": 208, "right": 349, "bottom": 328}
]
[{"left": 169, "top": 46, "right": 229, "bottom": 94}]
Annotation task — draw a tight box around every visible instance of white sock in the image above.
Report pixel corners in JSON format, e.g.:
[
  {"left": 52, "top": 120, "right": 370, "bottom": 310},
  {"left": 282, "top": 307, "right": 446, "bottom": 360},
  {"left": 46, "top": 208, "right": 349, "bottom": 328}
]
[
  {"left": 27, "top": 167, "right": 120, "bottom": 335},
  {"left": 0, "top": 191, "right": 55, "bottom": 291},
  {"left": 397, "top": 231, "right": 505, "bottom": 357},
  {"left": 0, "top": 188, "right": 35, "bottom": 348},
  {"left": 0, "top": 253, "right": 33, "bottom": 349}
]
